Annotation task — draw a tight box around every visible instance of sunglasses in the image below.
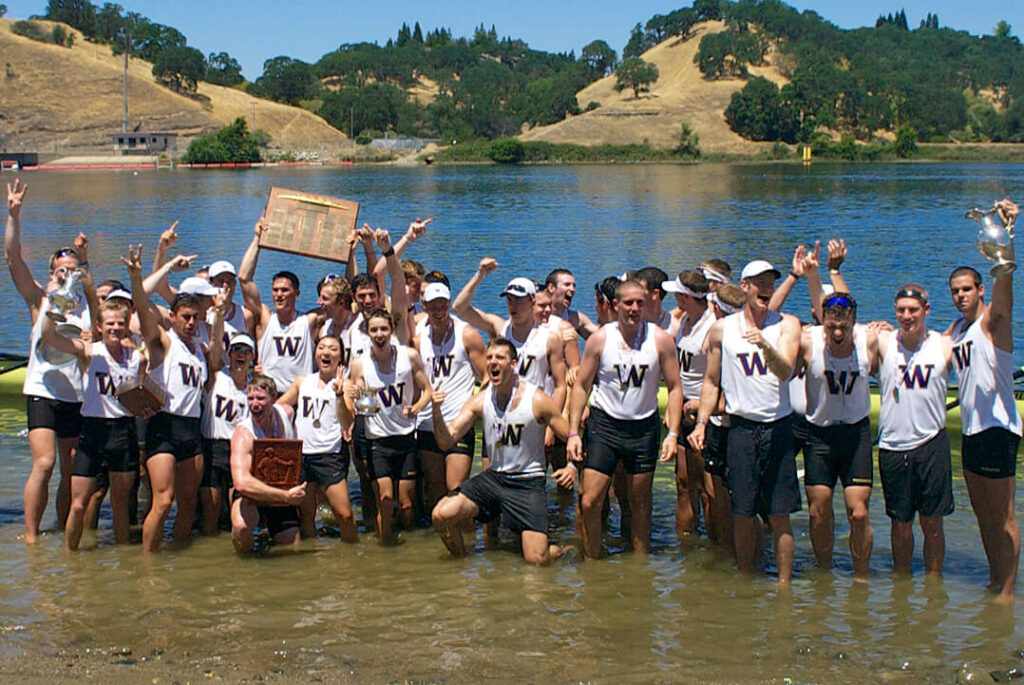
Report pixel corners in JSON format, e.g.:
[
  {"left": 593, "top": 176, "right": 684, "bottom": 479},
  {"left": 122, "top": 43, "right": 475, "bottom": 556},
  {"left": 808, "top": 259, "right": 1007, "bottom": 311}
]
[
  {"left": 894, "top": 288, "right": 928, "bottom": 304},
  {"left": 823, "top": 294, "right": 856, "bottom": 310},
  {"left": 229, "top": 344, "right": 253, "bottom": 353}
]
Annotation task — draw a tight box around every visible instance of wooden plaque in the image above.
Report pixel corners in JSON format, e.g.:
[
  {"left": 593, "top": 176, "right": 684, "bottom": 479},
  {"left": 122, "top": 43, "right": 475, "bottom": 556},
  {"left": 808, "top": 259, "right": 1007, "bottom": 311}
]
[
  {"left": 259, "top": 186, "right": 359, "bottom": 263},
  {"left": 252, "top": 438, "right": 303, "bottom": 504},
  {"left": 116, "top": 375, "right": 167, "bottom": 417}
]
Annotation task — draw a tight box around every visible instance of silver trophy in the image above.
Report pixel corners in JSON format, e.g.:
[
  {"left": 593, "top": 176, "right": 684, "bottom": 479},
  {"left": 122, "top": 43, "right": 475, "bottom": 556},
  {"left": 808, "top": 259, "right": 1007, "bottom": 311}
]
[
  {"left": 965, "top": 205, "right": 1016, "bottom": 277},
  {"left": 45, "top": 268, "right": 85, "bottom": 322},
  {"left": 354, "top": 386, "right": 382, "bottom": 416}
]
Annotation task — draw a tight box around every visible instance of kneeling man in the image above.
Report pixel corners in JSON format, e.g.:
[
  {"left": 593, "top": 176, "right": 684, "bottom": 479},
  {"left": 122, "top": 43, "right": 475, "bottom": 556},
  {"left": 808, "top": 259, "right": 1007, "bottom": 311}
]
[{"left": 430, "top": 339, "right": 576, "bottom": 565}]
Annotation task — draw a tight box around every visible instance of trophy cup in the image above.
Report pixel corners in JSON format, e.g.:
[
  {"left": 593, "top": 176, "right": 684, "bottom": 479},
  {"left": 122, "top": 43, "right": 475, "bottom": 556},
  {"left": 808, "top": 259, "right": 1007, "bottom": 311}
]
[
  {"left": 965, "top": 205, "right": 1016, "bottom": 277},
  {"left": 354, "top": 386, "right": 382, "bottom": 416},
  {"left": 45, "top": 268, "right": 85, "bottom": 322}
]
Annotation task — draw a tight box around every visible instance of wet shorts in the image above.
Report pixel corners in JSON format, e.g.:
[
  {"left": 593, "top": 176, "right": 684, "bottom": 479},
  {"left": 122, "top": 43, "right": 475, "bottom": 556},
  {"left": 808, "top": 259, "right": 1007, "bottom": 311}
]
[
  {"left": 583, "top": 407, "right": 660, "bottom": 476},
  {"left": 232, "top": 490, "right": 300, "bottom": 538},
  {"left": 302, "top": 450, "right": 350, "bottom": 488},
  {"left": 416, "top": 426, "right": 475, "bottom": 458},
  {"left": 961, "top": 427, "right": 1020, "bottom": 479},
  {"left": 457, "top": 470, "right": 547, "bottom": 534},
  {"left": 369, "top": 434, "right": 418, "bottom": 481},
  {"left": 803, "top": 418, "right": 874, "bottom": 489},
  {"left": 792, "top": 414, "right": 811, "bottom": 459},
  {"left": 27, "top": 395, "right": 82, "bottom": 439},
  {"left": 726, "top": 414, "right": 801, "bottom": 517},
  {"left": 74, "top": 417, "right": 139, "bottom": 477},
  {"left": 350, "top": 415, "right": 373, "bottom": 467},
  {"left": 145, "top": 412, "right": 202, "bottom": 462},
  {"left": 703, "top": 422, "right": 729, "bottom": 479},
  {"left": 201, "top": 438, "right": 232, "bottom": 489},
  {"left": 878, "top": 429, "right": 954, "bottom": 522}
]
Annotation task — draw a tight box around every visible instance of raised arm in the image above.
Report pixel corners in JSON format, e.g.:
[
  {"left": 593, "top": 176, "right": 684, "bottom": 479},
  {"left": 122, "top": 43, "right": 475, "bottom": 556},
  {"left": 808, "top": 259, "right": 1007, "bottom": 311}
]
[
  {"left": 769, "top": 243, "right": 806, "bottom": 312},
  {"left": 826, "top": 238, "right": 851, "bottom": 294},
  {"left": 5, "top": 179, "right": 45, "bottom": 314},
  {"left": 150, "top": 221, "right": 180, "bottom": 304},
  {"left": 431, "top": 388, "right": 483, "bottom": 451},
  {"left": 40, "top": 315, "right": 88, "bottom": 368},
  {"left": 206, "top": 288, "right": 228, "bottom": 379},
  {"left": 238, "top": 215, "right": 269, "bottom": 332},
  {"left": 452, "top": 257, "right": 505, "bottom": 339},
  {"left": 373, "top": 228, "right": 411, "bottom": 344},
  {"left": 123, "top": 244, "right": 166, "bottom": 365},
  {"left": 802, "top": 241, "right": 824, "bottom": 323},
  {"left": 372, "top": 218, "right": 431, "bottom": 287},
  {"left": 987, "top": 198, "right": 1016, "bottom": 352}
]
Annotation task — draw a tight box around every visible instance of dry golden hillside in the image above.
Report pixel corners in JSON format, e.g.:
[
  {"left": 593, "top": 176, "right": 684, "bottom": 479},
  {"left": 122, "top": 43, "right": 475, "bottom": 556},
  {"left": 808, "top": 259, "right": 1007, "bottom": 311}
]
[
  {"left": 0, "top": 19, "right": 351, "bottom": 158},
  {"left": 520, "top": 21, "right": 786, "bottom": 155}
]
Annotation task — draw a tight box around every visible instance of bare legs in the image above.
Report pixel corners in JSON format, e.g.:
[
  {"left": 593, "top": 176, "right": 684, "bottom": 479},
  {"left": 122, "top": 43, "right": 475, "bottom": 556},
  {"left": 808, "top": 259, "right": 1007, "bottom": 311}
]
[
  {"left": 24, "top": 429, "right": 76, "bottom": 543},
  {"left": 964, "top": 471, "right": 1019, "bottom": 603}
]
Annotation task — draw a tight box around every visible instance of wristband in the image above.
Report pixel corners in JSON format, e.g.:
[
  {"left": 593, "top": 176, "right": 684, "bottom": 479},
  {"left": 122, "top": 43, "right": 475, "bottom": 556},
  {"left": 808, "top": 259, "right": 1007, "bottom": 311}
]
[
  {"left": 568, "top": 432, "right": 579, "bottom": 438},
  {"left": 788, "top": 271, "right": 800, "bottom": 280},
  {"left": 696, "top": 418, "right": 708, "bottom": 426},
  {"left": 78, "top": 261, "right": 90, "bottom": 269},
  {"left": 667, "top": 431, "right": 678, "bottom": 438},
  {"left": 382, "top": 247, "right": 395, "bottom": 258},
  {"left": 829, "top": 268, "right": 841, "bottom": 275}
]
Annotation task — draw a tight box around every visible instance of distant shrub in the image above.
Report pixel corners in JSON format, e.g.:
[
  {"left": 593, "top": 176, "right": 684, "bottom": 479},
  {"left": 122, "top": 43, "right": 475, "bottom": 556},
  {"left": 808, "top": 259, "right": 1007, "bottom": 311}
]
[
  {"left": 354, "top": 133, "right": 373, "bottom": 145},
  {"left": 11, "top": 20, "right": 49, "bottom": 43},
  {"left": 489, "top": 138, "right": 525, "bottom": 164}
]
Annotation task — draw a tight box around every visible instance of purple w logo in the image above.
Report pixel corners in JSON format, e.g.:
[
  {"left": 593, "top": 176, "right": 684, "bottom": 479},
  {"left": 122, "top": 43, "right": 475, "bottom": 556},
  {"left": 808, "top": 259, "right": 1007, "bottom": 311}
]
[
  {"left": 214, "top": 395, "right": 238, "bottom": 422},
  {"left": 301, "top": 396, "right": 328, "bottom": 418},
  {"left": 952, "top": 342, "right": 973, "bottom": 372},
  {"left": 679, "top": 351, "right": 693, "bottom": 373},
  {"left": 824, "top": 370, "right": 859, "bottom": 395},
  {"left": 274, "top": 336, "right": 301, "bottom": 357},
  {"left": 738, "top": 352, "right": 768, "bottom": 376},
  {"left": 432, "top": 354, "right": 454, "bottom": 377},
  {"left": 95, "top": 371, "right": 117, "bottom": 396},
  {"left": 179, "top": 363, "right": 201, "bottom": 387},
  {"left": 378, "top": 383, "right": 405, "bottom": 408},
  {"left": 899, "top": 364, "right": 934, "bottom": 389},
  {"left": 612, "top": 364, "right": 649, "bottom": 388},
  {"left": 518, "top": 355, "right": 536, "bottom": 377}
]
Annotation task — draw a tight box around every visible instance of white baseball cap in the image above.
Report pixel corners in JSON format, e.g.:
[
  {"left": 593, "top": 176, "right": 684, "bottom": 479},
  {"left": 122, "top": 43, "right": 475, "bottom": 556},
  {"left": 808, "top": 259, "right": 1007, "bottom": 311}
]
[
  {"left": 208, "top": 260, "right": 236, "bottom": 278},
  {"left": 228, "top": 333, "right": 256, "bottom": 352},
  {"left": 423, "top": 283, "right": 451, "bottom": 302},
  {"left": 105, "top": 288, "right": 132, "bottom": 302},
  {"left": 500, "top": 277, "right": 537, "bottom": 298},
  {"left": 179, "top": 277, "right": 221, "bottom": 297},
  {"left": 662, "top": 277, "right": 706, "bottom": 298},
  {"left": 740, "top": 260, "right": 782, "bottom": 281}
]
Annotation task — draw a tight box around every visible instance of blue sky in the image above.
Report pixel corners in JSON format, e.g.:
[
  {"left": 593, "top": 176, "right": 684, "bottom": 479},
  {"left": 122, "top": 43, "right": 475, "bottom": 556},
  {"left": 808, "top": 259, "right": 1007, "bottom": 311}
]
[{"left": 4, "top": 1, "right": 1019, "bottom": 79}]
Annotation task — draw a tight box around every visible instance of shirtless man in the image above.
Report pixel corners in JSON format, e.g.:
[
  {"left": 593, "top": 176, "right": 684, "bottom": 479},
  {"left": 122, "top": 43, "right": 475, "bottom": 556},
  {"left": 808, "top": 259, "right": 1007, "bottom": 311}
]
[
  {"left": 229, "top": 375, "right": 306, "bottom": 553},
  {"left": 689, "top": 260, "right": 803, "bottom": 584},
  {"left": 430, "top": 338, "right": 576, "bottom": 564},
  {"left": 946, "top": 203, "right": 1021, "bottom": 601},
  {"left": 568, "top": 279, "right": 683, "bottom": 559}
]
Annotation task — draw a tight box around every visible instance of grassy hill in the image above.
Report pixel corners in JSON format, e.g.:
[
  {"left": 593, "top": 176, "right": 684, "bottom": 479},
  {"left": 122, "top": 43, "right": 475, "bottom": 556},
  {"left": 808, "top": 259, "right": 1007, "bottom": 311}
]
[
  {"left": 520, "top": 21, "right": 784, "bottom": 155},
  {"left": 0, "top": 19, "right": 351, "bottom": 159}
]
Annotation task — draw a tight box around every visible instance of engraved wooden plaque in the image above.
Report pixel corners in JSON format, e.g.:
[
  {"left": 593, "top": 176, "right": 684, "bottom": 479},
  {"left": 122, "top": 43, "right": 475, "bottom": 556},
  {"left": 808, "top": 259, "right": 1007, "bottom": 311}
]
[
  {"left": 251, "top": 438, "right": 303, "bottom": 504},
  {"left": 116, "top": 375, "right": 167, "bottom": 417},
  {"left": 259, "top": 186, "right": 359, "bottom": 263}
]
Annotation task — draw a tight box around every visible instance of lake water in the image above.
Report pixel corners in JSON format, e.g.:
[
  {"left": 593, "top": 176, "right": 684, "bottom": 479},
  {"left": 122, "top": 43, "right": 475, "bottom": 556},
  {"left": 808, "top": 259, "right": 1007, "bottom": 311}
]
[{"left": 0, "top": 163, "right": 1022, "bottom": 683}]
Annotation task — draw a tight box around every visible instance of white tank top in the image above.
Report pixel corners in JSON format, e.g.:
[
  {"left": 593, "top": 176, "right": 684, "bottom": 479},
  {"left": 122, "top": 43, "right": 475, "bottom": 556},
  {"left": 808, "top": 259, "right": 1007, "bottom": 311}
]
[
  {"left": 951, "top": 316, "right": 1022, "bottom": 437},
  {"left": 503, "top": 321, "right": 550, "bottom": 390},
  {"left": 720, "top": 311, "right": 792, "bottom": 422},
  {"left": 238, "top": 404, "right": 295, "bottom": 440},
  {"left": 207, "top": 303, "right": 248, "bottom": 366},
  {"left": 591, "top": 322, "right": 661, "bottom": 420},
  {"left": 23, "top": 298, "right": 90, "bottom": 402},
  {"left": 789, "top": 368, "right": 807, "bottom": 416},
  {"left": 81, "top": 342, "right": 141, "bottom": 419},
  {"left": 201, "top": 369, "right": 249, "bottom": 440},
  {"left": 878, "top": 330, "right": 949, "bottom": 450},
  {"left": 804, "top": 325, "right": 871, "bottom": 427},
  {"left": 482, "top": 382, "right": 545, "bottom": 477},
  {"left": 362, "top": 345, "right": 416, "bottom": 439},
  {"left": 152, "top": 330, "right": 207, "bottom": 418},
  {"left": 417, "top": 319, "right": 476, "bottom": 431},
  {"left": 258, "top": 312, "right": 314, "bottom": 393},
  {"left": 294, "top": 373, "right": 343, "bottom": 453},
  {"left": 676, "top": 307, "right": 715, "bottom": 401}
]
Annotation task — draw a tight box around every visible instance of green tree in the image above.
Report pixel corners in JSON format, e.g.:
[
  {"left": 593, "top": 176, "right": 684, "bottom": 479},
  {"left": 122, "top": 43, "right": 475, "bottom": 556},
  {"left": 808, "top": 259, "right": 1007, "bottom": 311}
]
[
  {"left": 251, "top": 56, "right": 319, "bottom": 105},
  {"left": 582, "top": 39, "right": 617, "bottom": 78},
  {"left": 152, "top": 45, "right": 205, "bottom": 93},
  {"left": 894, "top": 124, "right": 917, "bottom": 157},
  {"left": 0, "top": 5, "right": 7, "bottom": 18},
  {"left": 695, "top": 31, "right": 744, "bottom": 79},
  {"left": 613, "top": 57, "right": 659, "bottom": 98},
  {"left": 94, "top": 2, "right": 123, "bottom": 42},
  {"left": 994, "top": 20, "right": 1012, "bottom": 39},
  {"left": 725, "top": 76, "right": 799, "bottom": 142},
  {"left": 45, "top": 0, "right": 96, "bottom": 35},
  {"left": 204, "top": 51, "right": 243, "bottom": 86},
  {"left": 183, "top": 117, "right": 262, "bottom": 164},
  {"left": 623, "top": 23, "right": 651, "bottom": 59},
  {"left": 693, "top": 0, "right": 721, "bottom": 22},
  {"left": 489, "top": 138, "right": 524, "bottom": 163}
]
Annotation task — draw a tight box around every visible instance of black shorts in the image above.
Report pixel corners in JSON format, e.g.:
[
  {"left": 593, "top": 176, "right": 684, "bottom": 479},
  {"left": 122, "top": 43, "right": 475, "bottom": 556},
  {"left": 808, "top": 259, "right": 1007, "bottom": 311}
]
[
  {"left": 201, "top": 438, "right": 232, "bottom": 489},
  {"left": 26, "top": 395, "right": 82, "bottom": 439},
  {"left": 350, "top": 415, "right": 374, "bottom": 466},
  {"left": 302, "top": 451, "right": 350, "bottom": 487},
  {"left": 145, "top": 412, "right": 202, "bottom": 462},
  {"left": 74, "top": 417, "right": 139, "bottom": 477},
  {"left": 803, "top": 418, "right": 874, "bottom": 489},
  {"left": 703, "top": 422, "right": 729, "bottom": 478},
  {"left": 726, "top": 414, "right": 802, "bottom": 517},
  {"left": 457, "top": 470, "right": 547, "bottom": 534},
  {"left": 417, "top": 427, "right": 475, "bottom": 458},
  {"left": 878, "top": 430, "right": 954, "bottom": 522},
  {"left": 583, "top": 407, "right": 660, "bottom": 476},
  {"left": 792, "top": 414, "right": 810, "bottom": 458},
  {"left": 369, "top": 434, "right": 418, "bottom": 481},
  {"left": 962, "top": 427, "right": 1020, "bottom": 479},
  {"left": 231, "top": 491, "right": 300, "bottom": 538}
]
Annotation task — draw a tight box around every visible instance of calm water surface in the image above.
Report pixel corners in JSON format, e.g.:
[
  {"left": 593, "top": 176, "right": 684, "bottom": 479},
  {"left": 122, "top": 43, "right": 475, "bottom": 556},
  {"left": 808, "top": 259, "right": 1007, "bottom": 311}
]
[{"left": 0, "top": 163, "right": 1022, "bottom": 683}]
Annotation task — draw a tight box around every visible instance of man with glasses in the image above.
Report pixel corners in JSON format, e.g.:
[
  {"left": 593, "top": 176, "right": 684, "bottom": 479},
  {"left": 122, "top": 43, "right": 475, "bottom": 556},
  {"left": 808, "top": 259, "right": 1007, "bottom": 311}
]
[{"left": 799, "top": 292, "right": 879, "bottom": 581}]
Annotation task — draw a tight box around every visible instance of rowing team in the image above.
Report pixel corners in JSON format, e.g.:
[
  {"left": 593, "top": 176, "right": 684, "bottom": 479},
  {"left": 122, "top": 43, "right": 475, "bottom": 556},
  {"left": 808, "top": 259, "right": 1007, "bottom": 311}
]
[{"left": 5, "top": 180, "right": 1020, "bottom": 600}]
